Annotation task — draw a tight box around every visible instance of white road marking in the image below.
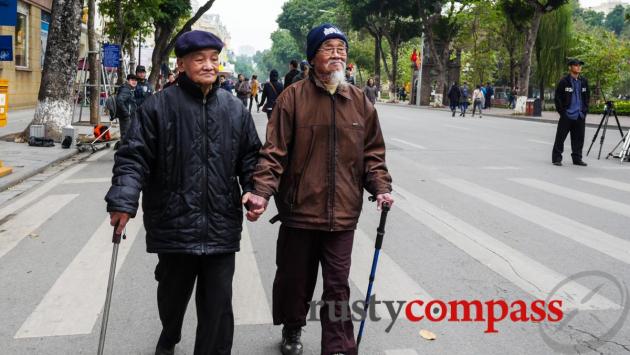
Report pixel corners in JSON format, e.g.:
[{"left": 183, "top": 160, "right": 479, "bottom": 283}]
[
  {"left": 443, "top": 124, "right": 471, "bottom": 131},
  {"left": 350, "top": 229, "right": 433, "bottom": 319},
  {"left": 482, "top": 166, "right": 521, "bottom": 170},
  {"left": 512, "top": 178, "right": 630, "bottom": 218},
  {"left": 438, "top": 178, "right": 630, "bottom": 265},
  {"left": 579, "top": 177, "right": 630, "bottom": 193},
  {"left": 233, "top": 224, "right": 273, "bottom": 325},
  {"left": 0, "top": 194, "right": 78, "bottom": 259},
  {"left": 390, "top": 138, "right": 426, "bottom": 150},
  {"left": 385, "top": 349, "right": 420, "bottom": 355},
  {"left": 528, "top": 139, "right": 552, "bottom": 145},
  {"left": 15, "top": 211, "right": 143, "bottom": 338},
  {"left": 0, "top": 164, "right": 86, "bottom": 221},
  {"left": 393, "top": 184, "right": 619, "bottom": 311},
  {"left": 63, "top": 178, "right": 111, "bottom": 184}
]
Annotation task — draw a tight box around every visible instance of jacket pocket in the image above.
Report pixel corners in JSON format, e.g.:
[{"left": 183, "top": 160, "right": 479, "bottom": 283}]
[{"left": 290, "top": 126, "right": 317, "bottom": 211}]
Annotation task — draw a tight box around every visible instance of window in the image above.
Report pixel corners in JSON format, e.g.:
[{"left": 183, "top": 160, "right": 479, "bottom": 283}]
[
  {"left": 41, "top": 11, "right": 51, "bottom": 67},
  {"left": 15, "top": 2, "right": 29, "bottom": 68}
]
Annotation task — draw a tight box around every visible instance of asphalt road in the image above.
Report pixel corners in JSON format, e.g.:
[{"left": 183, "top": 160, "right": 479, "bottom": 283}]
[{"left": 1, "top": 104, "right": 629, "bottom": 354}]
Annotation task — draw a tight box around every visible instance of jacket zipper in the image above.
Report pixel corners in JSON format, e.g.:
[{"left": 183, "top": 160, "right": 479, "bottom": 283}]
[
  {"left": 329, "top": 95, "right": 337, "bottom": 231},
  {"left": 201, "top": 96, "right": 208, "bottom": 254}
]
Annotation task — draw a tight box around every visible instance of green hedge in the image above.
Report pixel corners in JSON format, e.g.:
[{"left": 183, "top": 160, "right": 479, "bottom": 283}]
[{"left": 589, "top": 101, "right": 630, "bottom": 116}]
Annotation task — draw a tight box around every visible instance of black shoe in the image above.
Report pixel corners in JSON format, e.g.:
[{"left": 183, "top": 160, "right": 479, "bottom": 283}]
[
  {"left": 573, "top": 161, "right": 588, "bottom": 166},
  {"left": 452, "top": 111, "right": 455, "bottom": 117},
  {"left": 552, "top": 161, "right": 562, "bottom": 166},
  {"left": 155, "top": 344, "right": 175, "bottom": 355},
  {"left": 280, "top": 326, "right": 303, "bottom": 355}
]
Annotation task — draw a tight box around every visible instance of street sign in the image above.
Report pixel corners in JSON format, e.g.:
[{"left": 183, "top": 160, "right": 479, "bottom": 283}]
[
  {"left": 0, "top": 36, "right": 13, "bottom": 62},
  {"left": 102, "top": 44, "right": 120, "bottom": 68},
  {"left": 0, "top": 0, "right": 18, "bottom": 26}
]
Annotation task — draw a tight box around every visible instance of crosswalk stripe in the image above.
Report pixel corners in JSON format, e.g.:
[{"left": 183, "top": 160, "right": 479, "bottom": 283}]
[
  {"left": 350, "top": 228, "right": 433, "bottom": 319},
  {"left": 482, "top": 166, "right": 520, "bottom": 170},
  {"left": 443, "top": 124, "right": 471, "bottom": 131},
  {"left": 438, "top": 178, "right": 630, "bottom": 264},
  {"left": 512, "top": 178, "right": 630, "bottom": 218},
  {"left": 528, "top": 139, "right": 552, "bottom": 145},
  {"left": 392, "top": 184, "right": 619, "bottom": 311},
  {"left": 63, "top": 178, "right": 111, "bottom": 184},
  {"left": 0, "top": 194, "right": 78, "bottom": 259},
  {"left": 384, "top": 349, "right": 419, "bottom": 355},
  {"left": 579, "top": 177, "right": 630, "bottom": 193},
  {"left": 390, "top": 138, "right": 426, "bottom": 150},
  {"left": 233, "top": 224, "right": 273, "bottom": 325},
  {"left": 0, "top": 164, "right": 86, "bottom": 221},
  {"left": 14, "top": 211, "right": 143, "bottom": 338}
]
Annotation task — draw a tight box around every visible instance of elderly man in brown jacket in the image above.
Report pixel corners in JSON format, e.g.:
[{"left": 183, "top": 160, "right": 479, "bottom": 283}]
[{"left": 242, "top": 24, "right": 393, "bottom": 355}]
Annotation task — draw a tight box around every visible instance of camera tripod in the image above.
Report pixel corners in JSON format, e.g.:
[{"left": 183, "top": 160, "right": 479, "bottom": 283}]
[
  {"left": 606, "top": 128, "right": 630, "bottom": 164},
  {"left": 587, "top": 101, "right": 624, "bottom": 159}
]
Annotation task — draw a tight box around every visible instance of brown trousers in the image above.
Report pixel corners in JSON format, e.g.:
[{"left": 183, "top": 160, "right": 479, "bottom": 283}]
[{"left": 272, "top": 224, "right": 357, "bottom": 355}]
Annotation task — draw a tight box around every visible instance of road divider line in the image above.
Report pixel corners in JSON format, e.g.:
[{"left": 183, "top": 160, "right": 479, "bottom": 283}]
[
  {"left": 14, "top": 210, "right": 143, "bottom": 338},
  {"left": 0, "top": 194, "right": 78, "bottom": 259},
  {"left": 233, "top": 224, "right": 273, "bottom": 325},
  {"left": 0, "top": 164, "right": 86, "bottom": 221},
  {"left": 512, "top": 178, "right": 630, "bottom": 218},
  {"left": 392, "top": 183, "right": 619, "bottom": 311},
  {"left": 437, "top": 178, "right": 630, "bottom": 265},
  {"left": 350, "top": 228, "right": 434, "bottom": 319},
  {"left": 578, "top": 177, "right": 630, "bottom": 193},
  {"left": 390, "top": 138, "right": 427, "bottom": 150}
]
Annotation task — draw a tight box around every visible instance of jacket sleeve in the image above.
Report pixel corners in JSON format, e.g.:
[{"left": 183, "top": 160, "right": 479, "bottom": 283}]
[
  {"left": 104, "top": 102, "right": 158, "bottom": 216},
  {"left": 252, "top": 92, "right": 294, "bottom": 199},
  {"left": 555, "top": 79, "right": 565, "bottom": 116},
  {"left": 363, "top": 101, "right": 392, "bottom": 196},
  {"left": 259, "top": 84, "right": 268, "bottom": 107},
  {"left": 237, "top": 105, "right": 262, "bottom": 194},
  {"left": 116, "top": 87, "right": 131, "bottom": 118}
]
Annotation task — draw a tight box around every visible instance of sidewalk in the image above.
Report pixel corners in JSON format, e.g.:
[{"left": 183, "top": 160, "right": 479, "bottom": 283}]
[{"left": 380, "top": 102, "right": 630, "bottom": 129}]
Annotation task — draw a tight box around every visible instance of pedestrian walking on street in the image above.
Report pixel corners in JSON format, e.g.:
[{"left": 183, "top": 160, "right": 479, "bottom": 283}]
[
  {"left": 552, "top": 59, "right": 590, "bottom": 167},
  {"left": 134, "top": 65, "right": 154, "bottom": 107},
  {"left": 258, "top": 69, "right": 284, "bottom": 119},
  {"left": 249, "top": 75, "right": 260, "bottom": 113},
  {"left": 284, "top": 59, "right": 300, "bottom": 88},
  {"left": 105, "top": 30, "right": 262, "bottom": 355},
  {"left": 459, "top": 82, "right": 470, "bottom": 117},
  {"left": 291, "top": 60, "right": 310, "bottom": 84},
  {"left": 447, "top": 82, "right": 461, "bottom": 117},
  {"left": 243, "top": 23, "right": 394, "bottom": 355},
  {"left": 115, "top": 74, "right": 138, "bottom": 145},
  {"left": 235, "top": 74, "right": 251, "bottom": 107},
  {"left": 363, "top": 77, "right": 378, "bottom": 105},
  {"left": 345, "top": 66, "right": 356, "bottom": 85},
  {"left": 485, "top": 82, "right": 494, "bottom": 109},
  {"left": 472, "top": 85, "right": 485, "bottom": 118}
]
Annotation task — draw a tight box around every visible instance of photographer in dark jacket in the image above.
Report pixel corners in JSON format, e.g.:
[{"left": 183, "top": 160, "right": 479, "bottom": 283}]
[
  {"left": 552, "top": 59, "right": 590, "bottom": 166},
  {"left": 115, "top": 74, "right": 138, "bottom": 143},
  {"left": 105, "top": 30, "right": 261, "bottom": 355},
  {"left": 134, "top": 65, "right": 154, "bottom": 106}
]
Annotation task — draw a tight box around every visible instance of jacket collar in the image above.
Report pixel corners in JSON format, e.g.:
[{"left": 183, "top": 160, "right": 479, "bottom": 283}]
[
  {"left": 310, "top": 74, "right": 353, "bottom": 100},
  {"left": 177, "top": 72, "right": 219, "bottom": 100}
]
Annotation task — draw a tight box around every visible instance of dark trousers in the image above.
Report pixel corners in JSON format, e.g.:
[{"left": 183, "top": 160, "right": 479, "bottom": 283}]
[
  {"left": 249, "top": 94, "right": 259, "bottom": 112},
  {"left": 273, "top": 225, "right": 357, "bottom": 355},
  {"left": 460, "top": 101, "right": 469, "bottom": 115},
  {"left": 155, "top": 253, "right": 235, "bottom": 355},
  {"left": 472, "top": 99, "right": 483, "bottom": 116},
  {"left": 552, "top": 115, "right": 585, "bottom": 163},
  {"left": 238, "top": 96, "right": 248, "bottom": 107}
]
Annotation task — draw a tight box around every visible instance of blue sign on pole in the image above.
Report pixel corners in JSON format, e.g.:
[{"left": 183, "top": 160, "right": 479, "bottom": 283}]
[
  {"left": 0, "top": 0, "right": 18, "bottom": 26},
  {"left": 0, "top": 36, "right": 13, "bottom": 62},
  {"left": 102, "top": 44, "right": 120, "bottom": 68}
]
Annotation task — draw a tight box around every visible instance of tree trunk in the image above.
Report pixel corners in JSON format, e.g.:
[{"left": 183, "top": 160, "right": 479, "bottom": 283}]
[
  {"left": 87, "top": 0, "right": 100, "bottom": 125},
  {"left": 149, "top": 0, "right": 217, "bottom": 87},
  {"left": 387, "top": 36, "right": 399, "bottom": 102},
  {"left": 518, "top": 9, "right": 543, "bottom": 98},
  {"left": 374, "top": 33, "right": 381, "bottom": 89},
  {"left": 22, "top": 0, "right": 83, "bottom": 141}
]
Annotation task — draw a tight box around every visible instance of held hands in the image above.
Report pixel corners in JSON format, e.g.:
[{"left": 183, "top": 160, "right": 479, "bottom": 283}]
[
  {"left": 376, "top": 193, "right": 394, "bottom": 211},
  {"left": 242, "top": 192, "right": 268, "bottom": 222},
  {"left": 109, "top": 211, "right": 131, "bottom": 235}
]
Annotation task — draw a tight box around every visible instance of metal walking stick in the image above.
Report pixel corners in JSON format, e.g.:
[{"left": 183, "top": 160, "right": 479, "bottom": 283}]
[
  {"left": 97, "top": 224, "right": 126, "bottom": 355},
  {"left": 356, "top": 200, "right": 391, "bottom": 348}
]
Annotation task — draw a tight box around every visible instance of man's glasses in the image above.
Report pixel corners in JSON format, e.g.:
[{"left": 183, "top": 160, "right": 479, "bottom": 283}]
[{"left": 318, "top": 47, "right": 347, "bottom": 55}]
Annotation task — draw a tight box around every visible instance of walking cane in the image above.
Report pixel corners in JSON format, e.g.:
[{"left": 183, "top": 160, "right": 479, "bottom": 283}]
[
  {"left": 356, "top": 200, "right": 391, "bottom": 349},
  {"left": 97, "top": 224, "right": 126, "bottom": 355}
]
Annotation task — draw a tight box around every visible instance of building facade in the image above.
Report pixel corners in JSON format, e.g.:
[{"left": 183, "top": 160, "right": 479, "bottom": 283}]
[{"left": 0, "top": 0, "right": 52, "bottom": 109}]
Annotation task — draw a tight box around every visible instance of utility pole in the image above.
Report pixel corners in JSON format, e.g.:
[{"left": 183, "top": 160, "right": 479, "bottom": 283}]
[
  {"left": 137, "top": 32, "right": 142, "bottom": 70},
  {"left": 415, "top": 33, "right": 424, "bottom": 106}
]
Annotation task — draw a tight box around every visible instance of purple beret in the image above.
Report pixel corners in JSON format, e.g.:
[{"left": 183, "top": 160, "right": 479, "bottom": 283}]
[{"left": 175, "top": 30, "right": 224, "bottom": 58}]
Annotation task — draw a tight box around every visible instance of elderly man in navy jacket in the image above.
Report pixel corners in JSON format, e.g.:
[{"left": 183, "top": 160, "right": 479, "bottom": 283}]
[
  {"left": 552, "top": 59, "right": 590, "bottom": 166},
  {"left": 105, "top": 30, "right": 261, "bottom": 355}
]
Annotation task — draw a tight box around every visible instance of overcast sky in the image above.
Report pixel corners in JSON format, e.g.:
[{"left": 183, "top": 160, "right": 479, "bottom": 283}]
[{"left": 211, "top": 0, "right": 628, "bottom": 55}]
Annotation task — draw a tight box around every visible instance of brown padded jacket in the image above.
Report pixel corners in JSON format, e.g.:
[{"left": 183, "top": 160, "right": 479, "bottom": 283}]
[{"left": 252, "top": 76, "right": 392, "bottom": 231}]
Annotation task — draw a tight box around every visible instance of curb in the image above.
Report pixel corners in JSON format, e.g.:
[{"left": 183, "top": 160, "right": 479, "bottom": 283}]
[
  {"left": 376, "top": 102, "right": 630, "bottom": 130},
  {"left": 0, "top": 148, "right": 80, "bottom": 192}
]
